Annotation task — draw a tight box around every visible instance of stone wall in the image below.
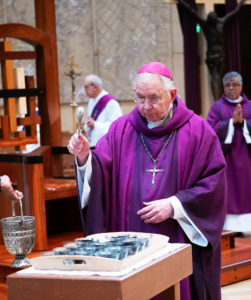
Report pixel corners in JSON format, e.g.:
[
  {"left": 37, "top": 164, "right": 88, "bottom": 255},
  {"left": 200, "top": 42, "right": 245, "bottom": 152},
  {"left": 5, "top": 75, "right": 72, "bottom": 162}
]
[{"left": 0, "top": 0, "right": 184, "bottom": 132}]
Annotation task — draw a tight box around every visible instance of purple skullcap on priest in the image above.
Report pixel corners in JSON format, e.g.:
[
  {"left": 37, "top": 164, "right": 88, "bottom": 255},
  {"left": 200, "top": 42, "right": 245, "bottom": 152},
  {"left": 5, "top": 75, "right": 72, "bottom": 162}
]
[{"left": 137, "top": 61, "right": 173, "bottom": 80}]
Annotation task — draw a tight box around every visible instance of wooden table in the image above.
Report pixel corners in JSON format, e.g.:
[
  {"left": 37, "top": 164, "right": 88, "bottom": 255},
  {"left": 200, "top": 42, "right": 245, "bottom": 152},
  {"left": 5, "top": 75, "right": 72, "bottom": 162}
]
[{"left": 7, "top": 244, "right": 192, "bottom": 300}]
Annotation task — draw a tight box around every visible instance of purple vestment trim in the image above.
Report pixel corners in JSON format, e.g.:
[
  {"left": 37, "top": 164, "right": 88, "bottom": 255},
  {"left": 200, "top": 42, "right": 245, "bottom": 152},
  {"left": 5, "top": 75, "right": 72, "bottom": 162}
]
[{"left": 91, "top": 94, "right": 114, "bottom": 120}]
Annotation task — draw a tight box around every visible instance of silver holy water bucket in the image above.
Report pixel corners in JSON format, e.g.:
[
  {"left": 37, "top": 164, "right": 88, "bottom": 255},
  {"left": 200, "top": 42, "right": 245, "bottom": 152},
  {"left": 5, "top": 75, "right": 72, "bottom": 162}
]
[{"left": 1, "top": 198, "right": 35, "bottom": 267}]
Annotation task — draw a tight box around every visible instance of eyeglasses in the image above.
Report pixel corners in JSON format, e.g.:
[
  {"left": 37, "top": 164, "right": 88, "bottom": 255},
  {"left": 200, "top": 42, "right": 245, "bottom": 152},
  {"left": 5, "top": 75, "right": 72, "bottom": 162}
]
[
  {"left": 224, "top": 83, "right": 241, "bottom": 88},
  {"left": 84, "top": 83, "right": 94, "bottom": 89},
  {"left": 134, "top": 96, "right": 163, "bottom": 105}
]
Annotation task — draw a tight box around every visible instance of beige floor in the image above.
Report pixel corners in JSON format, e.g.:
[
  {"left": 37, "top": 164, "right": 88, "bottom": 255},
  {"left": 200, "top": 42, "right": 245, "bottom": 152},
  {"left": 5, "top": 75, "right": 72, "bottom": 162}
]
[{"left": 221, "top": 279, "right": 251, "bottom": 299}]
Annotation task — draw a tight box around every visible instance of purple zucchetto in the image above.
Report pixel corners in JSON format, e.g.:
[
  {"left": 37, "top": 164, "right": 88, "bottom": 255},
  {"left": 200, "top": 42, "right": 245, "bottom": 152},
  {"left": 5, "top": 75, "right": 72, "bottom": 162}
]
[{"left": 137, "top": 61, "right": 173, "bottom": 80}]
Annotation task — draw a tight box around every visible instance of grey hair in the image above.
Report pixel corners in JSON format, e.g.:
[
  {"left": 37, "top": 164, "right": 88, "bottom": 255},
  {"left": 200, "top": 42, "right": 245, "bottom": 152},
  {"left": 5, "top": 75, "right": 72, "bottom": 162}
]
[
  {"left": 133, "top": 73, "right": 175, "bottom": 96},
  {"left": 85, "top": 74, "right": 103, "bottom": 89},
  {"left": 223, "top": 71, "right": 243, "bottom": 85}
]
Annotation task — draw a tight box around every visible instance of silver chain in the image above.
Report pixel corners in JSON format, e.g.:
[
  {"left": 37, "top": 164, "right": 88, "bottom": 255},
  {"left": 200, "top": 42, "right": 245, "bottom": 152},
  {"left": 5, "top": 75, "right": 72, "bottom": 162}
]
[{"left": 140, "top": 131, "right": 174, "bottom": 164}]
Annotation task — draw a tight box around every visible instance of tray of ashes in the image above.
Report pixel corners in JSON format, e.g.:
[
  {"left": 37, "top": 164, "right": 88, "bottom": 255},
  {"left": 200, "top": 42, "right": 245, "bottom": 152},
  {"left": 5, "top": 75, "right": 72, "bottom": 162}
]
[{"left": 30, "top": 232, "right": 169, "bottom": 271}]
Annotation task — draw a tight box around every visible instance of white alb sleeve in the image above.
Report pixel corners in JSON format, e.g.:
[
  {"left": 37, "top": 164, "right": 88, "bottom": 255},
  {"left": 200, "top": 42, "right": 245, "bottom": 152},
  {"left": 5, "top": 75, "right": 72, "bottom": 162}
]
[
  {"left": 224, "top": 118, "right": 235, "bottom": 144},
  {"left": 76, "top": 153, "right": 92, "bottom": 209},
  {"left": 169, "top": 196, "right": 208, "bottom": 247},
  {"left": 242, "top": 120, "right": 251, "bottom": 144}
]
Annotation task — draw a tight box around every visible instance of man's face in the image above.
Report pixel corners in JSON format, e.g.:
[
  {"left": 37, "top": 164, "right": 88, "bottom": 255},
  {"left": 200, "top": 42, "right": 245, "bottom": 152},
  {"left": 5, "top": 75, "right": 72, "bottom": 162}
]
[
  {"left": 134, "top": 74, "right": 176, "bottom": 122},
  {"left": 224, "top": 77, "right": 243, "bottom": 100},
  {"left": 84, "top": 79, "right": 98, "bottom": 98}
]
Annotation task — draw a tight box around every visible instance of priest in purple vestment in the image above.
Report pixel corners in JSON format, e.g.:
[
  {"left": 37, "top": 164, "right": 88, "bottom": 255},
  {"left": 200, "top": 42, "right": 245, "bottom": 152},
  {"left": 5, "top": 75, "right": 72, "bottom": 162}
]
[
  {"left": 68, "top": 62, "right": 226, "bottom": 300},
  {"left": 207, "top": 71, "right": 251, "bottom": 233}
]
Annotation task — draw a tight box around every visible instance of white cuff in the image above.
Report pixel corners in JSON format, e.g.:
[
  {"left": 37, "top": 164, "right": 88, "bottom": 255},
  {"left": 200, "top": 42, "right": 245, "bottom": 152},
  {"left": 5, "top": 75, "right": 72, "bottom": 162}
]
[
  {"left": 242, "top": 120, "right": 251, "bottom": 144},
  {"left": 76, "top": 158, "right": 87, "bottom": 171},
  {"left": 224, "top": 118, "right": 234, "bottom": 144},
  {"left": 170, "top": 196, "right": 208, "bottom": 247},
  {"left": 169, "top": 195, "right": 184, "bottom": 219}
]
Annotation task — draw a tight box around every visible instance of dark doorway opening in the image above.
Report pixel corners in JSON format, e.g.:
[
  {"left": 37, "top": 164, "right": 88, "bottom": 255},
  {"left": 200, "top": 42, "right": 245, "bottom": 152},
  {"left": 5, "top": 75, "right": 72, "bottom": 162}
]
[
  {"left": 239, "top": 6, "right": 251, "bottom": 99},
  {"left": 215, "top": 4, "right": 251, "bottom": 99}
]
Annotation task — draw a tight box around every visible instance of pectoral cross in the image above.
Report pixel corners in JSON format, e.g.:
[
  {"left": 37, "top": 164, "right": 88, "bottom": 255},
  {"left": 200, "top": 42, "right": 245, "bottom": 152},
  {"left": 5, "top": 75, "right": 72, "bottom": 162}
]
[{"left": 145, "top": 162, "right": 165, "bottom": 188}]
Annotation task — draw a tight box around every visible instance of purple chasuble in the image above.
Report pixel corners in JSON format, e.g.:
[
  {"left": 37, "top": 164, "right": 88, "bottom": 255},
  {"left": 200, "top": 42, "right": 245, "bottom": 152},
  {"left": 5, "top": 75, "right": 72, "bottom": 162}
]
[
  {"left": 91, "top": 94, "right": 114, "bottom": 120},
  {"left": 81, "top": 98, "right": 226, "bottom": 300},
  {"left": 207, "top": 93, "right": 251, "bottom": 214}
]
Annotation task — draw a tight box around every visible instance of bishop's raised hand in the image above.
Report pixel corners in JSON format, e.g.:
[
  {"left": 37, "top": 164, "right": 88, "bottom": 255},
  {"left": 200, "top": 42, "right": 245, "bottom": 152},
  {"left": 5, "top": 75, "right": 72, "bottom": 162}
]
[{"left": 68, "top": 133, "right": 90, "bottom": 166}]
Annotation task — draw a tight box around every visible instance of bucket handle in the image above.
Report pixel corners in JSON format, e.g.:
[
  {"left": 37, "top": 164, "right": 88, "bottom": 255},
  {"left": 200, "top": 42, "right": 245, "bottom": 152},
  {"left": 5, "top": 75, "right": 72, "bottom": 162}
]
[{"left": 12, "top": 197, "right": 23, "bottom": 221}]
